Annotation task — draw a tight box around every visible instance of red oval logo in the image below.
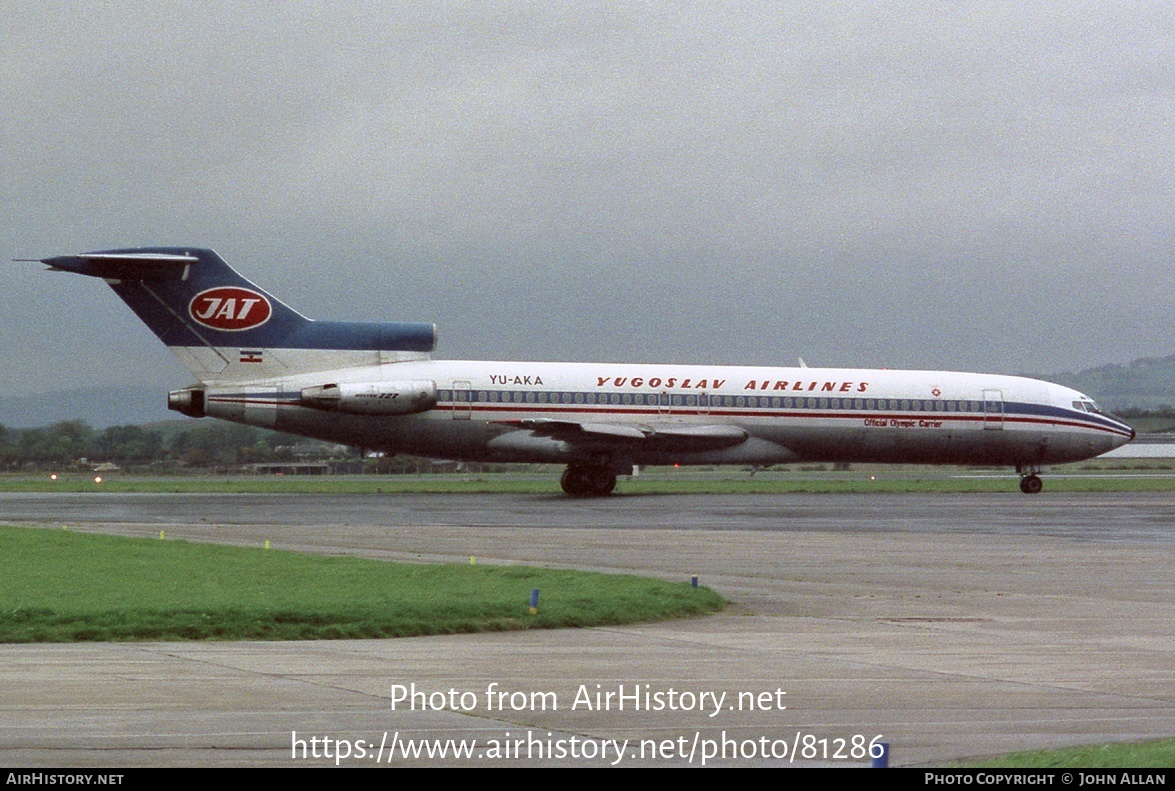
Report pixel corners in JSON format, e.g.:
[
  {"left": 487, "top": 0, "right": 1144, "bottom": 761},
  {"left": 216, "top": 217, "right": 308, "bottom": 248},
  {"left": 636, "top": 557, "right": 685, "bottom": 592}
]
[{"left": 189, "top": 287, "right": 273, "bottom": 331}]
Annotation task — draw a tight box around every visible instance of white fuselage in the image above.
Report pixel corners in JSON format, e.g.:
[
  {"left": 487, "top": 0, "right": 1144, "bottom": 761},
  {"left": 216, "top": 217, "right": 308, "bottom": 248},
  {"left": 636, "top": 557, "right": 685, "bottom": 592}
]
[{"left": 197, "top": 357, "right": 1134, "bottom": 470}]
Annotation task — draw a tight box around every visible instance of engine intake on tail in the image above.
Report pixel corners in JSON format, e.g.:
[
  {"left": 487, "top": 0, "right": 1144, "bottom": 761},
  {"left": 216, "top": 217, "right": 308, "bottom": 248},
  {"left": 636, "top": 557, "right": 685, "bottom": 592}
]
[
  {"left": 168, "top": 388, "right": 206, "bottom": 418},
  {"left": 300, "top": 380, "right": 437, "bottom": 415}
]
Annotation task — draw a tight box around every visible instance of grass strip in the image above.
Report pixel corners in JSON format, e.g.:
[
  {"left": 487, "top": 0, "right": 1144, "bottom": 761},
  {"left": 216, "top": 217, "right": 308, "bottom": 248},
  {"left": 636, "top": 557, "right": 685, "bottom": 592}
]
[
  {"left": 0, "top": 526, "right": 724, "bottom": 642},
  {"left": 965, "top": 737, "right": 1175, "bottom": 768}
]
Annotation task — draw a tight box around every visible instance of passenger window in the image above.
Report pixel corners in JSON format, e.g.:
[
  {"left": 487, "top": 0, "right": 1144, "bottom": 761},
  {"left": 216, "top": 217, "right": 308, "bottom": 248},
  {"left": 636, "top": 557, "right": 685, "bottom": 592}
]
[{"left": 525, "top": 392, "right": 536, "bottom": 403}]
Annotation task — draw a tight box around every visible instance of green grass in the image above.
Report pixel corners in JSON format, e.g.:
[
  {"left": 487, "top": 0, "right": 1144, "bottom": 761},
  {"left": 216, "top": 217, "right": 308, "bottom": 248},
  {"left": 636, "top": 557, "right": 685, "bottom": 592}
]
[
  {"left": 3, "top": 466, "right": 1175, "bottom": 495},
  {"left": 0, "top": 473, "right": 557, "bottom": 494},
  {"left": 1123, "top": 416, "right": 1175, "bottom": 434},
  {"left": 964, "top": 737, "right": 1175, "bottom": 768},
  {"left": 0, "top": 526, "right": 724, "bottom": 642}
]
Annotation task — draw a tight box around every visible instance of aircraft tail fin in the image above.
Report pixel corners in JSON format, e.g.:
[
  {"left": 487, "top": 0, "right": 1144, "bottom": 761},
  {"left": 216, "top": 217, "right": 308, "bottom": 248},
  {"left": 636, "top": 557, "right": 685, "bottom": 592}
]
[{"left": 39, "top": 247, "right": 436, "bottom": 383}]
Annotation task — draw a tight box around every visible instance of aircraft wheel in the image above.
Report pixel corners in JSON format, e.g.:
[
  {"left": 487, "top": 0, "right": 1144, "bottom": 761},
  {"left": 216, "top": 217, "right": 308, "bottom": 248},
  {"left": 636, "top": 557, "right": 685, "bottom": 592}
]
[
  {"left": 588, "top": 466, "right": 617, "bottom": 496},
  {"left": 561, "top": 466, "right": 588, "bottom": 497},
  {"left": 561, "top": 465, "right": 616, "bottom": 497},
  {"left": 1019, "top": 474, "right": 1043, "bottom": 494}
]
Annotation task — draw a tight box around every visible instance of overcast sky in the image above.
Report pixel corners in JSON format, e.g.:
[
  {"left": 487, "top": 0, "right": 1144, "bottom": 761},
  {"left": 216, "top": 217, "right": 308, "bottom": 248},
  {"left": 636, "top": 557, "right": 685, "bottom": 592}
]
[{"left": 2, "top": 2, "right": 1171, "bottom": 396}]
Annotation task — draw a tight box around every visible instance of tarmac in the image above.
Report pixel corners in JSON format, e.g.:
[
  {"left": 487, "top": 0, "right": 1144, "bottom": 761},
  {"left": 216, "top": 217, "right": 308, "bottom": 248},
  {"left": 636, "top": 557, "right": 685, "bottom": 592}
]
[{"left": 1, "top": 492, "right": 1172, "bottom": 767}]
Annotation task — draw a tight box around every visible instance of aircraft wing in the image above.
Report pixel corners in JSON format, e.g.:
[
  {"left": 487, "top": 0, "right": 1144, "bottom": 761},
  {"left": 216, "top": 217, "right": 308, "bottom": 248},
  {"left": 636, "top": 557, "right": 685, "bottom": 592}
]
[{"left": 494, "top": 419, "right": 748, "bottom": 452}]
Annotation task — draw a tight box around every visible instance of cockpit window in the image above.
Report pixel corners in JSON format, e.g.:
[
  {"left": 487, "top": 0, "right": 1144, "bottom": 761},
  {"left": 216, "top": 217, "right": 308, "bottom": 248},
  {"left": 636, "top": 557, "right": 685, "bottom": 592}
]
[{"left": 1082, "top": 399, "right": 1100, "bottom": 414}]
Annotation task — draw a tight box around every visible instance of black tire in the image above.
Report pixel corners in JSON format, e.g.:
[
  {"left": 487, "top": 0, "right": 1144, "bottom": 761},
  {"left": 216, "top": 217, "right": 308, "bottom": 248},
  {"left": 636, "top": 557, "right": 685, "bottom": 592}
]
[
  {"left": 589, "top": 466, "right": 617, "bottom": 496},
  {"left": 560, "top": 466, "right": 590, "bottom": 497},
  {"left": 1019, "top": 475, "right": 1043, "bottom": 494},
  {"left": 561, "top": 465, "right": 616, "bottom": 497}
]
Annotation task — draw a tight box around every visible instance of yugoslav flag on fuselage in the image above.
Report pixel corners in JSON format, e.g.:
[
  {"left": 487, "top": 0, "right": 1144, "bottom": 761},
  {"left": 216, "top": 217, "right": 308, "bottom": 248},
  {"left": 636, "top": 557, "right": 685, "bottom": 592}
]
[{"left": 40, "top": 248, "right": 436, "bottom": 380}]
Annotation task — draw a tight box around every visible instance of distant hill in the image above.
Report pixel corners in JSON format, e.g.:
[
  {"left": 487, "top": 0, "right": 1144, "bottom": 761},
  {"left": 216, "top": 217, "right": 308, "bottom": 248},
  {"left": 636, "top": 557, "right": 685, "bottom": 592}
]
[
  {"left": 0, "top": 386, "right": 172, "bottom": 429},
  {"left": 1042, "top": 353, "right": 1175, "bottom": 411}
]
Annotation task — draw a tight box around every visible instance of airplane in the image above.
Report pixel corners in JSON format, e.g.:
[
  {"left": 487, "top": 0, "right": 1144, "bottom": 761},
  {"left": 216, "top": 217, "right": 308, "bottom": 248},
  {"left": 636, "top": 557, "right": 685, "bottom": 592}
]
[{"left": 33, "top": 247, "right": 1134, "bottom": 496}]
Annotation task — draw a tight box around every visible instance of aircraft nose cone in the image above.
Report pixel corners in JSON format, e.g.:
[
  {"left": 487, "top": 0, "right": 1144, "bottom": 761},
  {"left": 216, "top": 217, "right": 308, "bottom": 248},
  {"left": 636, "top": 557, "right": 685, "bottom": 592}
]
[{"left": 1119, "top": 417, "right": 1136, "bottom": 441}]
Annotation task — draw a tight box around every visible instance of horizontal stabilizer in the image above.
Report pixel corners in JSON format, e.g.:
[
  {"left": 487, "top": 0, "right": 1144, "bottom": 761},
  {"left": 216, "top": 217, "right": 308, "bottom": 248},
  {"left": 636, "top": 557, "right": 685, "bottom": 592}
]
[{"left": 39, "top": 252, "right": 199, "bottom": 280}]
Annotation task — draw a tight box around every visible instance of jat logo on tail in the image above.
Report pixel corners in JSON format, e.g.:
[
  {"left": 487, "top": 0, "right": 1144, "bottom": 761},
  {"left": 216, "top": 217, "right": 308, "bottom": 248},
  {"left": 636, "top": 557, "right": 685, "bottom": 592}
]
[{"left": 189, "top": 287, "right": 273, "bottom": 331}]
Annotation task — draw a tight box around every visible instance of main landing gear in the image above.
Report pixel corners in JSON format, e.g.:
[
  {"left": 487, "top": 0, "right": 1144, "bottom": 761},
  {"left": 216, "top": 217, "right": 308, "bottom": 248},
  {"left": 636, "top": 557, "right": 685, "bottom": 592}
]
[
  {"left": 560, "top": 464, "right": 617, "bottom": 498},
  {"left": 1017, "top": 463, "right": 1043, "bottom": 494}
]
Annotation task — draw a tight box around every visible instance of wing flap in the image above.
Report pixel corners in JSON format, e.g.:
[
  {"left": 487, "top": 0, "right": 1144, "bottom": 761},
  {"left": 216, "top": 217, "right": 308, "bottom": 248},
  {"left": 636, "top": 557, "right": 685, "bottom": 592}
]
[
  {"left": 643, "top": 424, "right": 748, "bottom": 451},
  {"left": 495, "top": 419, "right": 646, "bottom": 441},
  {"left": 493, "top": 419, "right": 747, "bottom": 451}
]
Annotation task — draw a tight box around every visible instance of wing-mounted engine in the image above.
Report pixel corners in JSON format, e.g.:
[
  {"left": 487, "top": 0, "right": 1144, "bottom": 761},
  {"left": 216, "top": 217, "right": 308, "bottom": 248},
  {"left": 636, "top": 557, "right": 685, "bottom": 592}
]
[{"left": 300, "top": 380, "right": 437, "bottom": 415}]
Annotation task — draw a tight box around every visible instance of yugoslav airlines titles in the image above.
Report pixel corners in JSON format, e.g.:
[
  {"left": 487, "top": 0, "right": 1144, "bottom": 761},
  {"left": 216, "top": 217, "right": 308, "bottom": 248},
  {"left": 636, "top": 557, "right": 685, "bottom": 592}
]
[{"left": 594, "top": 376, "right": 868, "bottom": 392}]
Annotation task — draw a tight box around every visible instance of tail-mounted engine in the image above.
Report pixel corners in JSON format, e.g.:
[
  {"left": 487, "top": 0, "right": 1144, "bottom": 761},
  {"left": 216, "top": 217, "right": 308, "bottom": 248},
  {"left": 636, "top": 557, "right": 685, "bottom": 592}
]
[
  {"left": 168, "top": 388, "right": 206, "bottom": 418},
  {"left": 300, "top": 380, "right": 437, "bottom": 415}
]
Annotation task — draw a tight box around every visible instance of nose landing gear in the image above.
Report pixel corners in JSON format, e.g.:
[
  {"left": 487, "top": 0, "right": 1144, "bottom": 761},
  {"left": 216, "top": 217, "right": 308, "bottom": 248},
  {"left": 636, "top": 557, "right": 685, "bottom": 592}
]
[
  {"left": 1019, "top": 474, "right": 1043, "bottom": 494},
  {"left": 1017, "top": 463, "right": 1044, "bottom": 494}
]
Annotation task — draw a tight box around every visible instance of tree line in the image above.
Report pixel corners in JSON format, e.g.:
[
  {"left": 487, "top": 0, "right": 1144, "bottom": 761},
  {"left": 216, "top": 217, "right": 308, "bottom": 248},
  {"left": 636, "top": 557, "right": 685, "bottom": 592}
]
[{"left": 0, "top": 420, "right": 334, "bottom": 471}]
